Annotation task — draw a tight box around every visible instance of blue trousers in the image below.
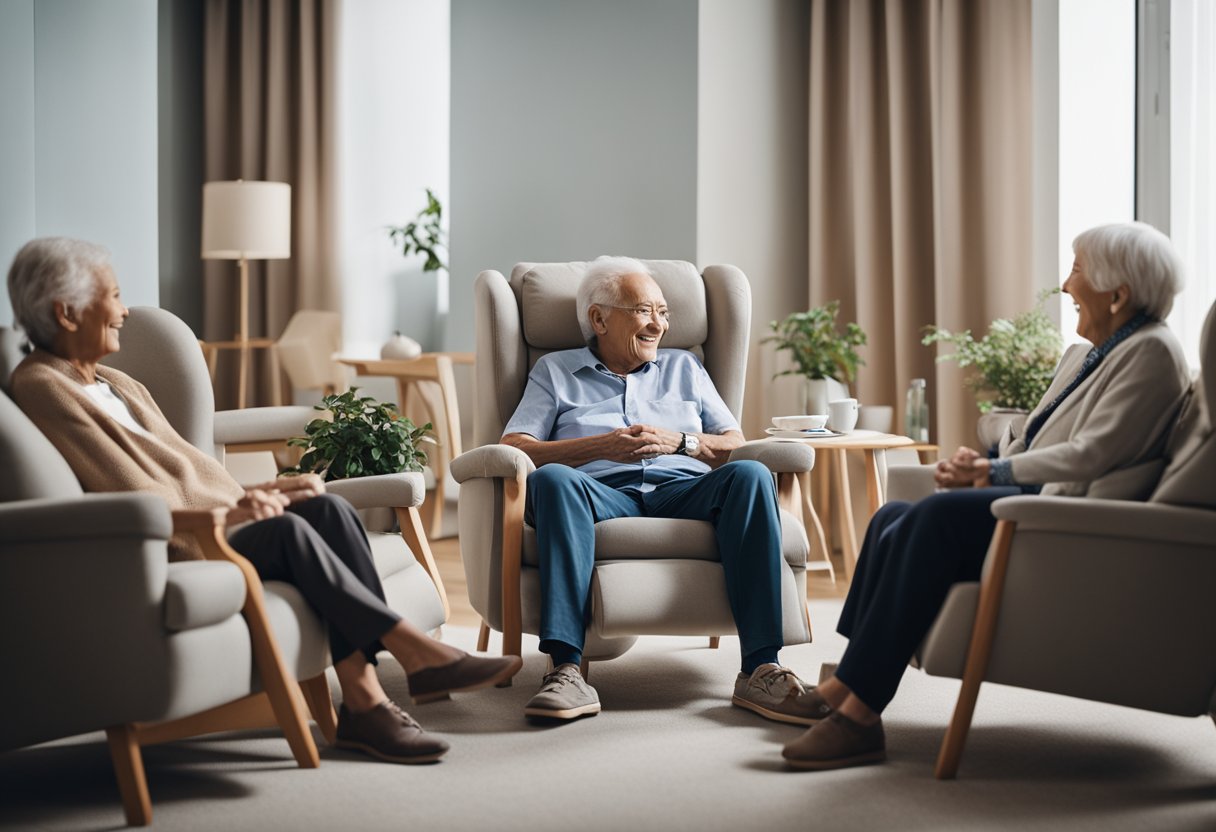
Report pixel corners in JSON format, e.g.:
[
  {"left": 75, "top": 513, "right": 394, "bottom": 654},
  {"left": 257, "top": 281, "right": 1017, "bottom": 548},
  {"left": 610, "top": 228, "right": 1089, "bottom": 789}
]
[
  {"left": 834, "top": 487, "right": 1021, "bottom": 712},
  {"left": 525, "top": 460, "right": 785, "bottom": 662}
]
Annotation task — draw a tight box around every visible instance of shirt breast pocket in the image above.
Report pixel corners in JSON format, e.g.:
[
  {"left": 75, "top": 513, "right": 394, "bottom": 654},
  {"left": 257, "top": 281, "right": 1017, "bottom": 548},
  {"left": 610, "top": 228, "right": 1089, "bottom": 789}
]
[{"left": 644, "top": 398, "right": 702, "bottom": 433}]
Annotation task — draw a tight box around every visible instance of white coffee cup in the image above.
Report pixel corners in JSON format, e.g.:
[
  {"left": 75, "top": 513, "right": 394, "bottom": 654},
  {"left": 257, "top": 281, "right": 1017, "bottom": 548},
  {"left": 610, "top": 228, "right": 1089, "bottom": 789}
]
[{"left": 828, "top": 398, "right": 860, "bottom": 433}]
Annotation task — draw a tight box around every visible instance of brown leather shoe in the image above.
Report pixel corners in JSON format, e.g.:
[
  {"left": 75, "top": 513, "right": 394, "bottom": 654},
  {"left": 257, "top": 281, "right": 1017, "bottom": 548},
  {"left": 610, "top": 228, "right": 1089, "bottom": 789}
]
[
  {"left": 782, "top": 712, "right": 886, "bottom": 770},
  {"left": 407, "top": 651, "right": 524, "bottom": 703},
  {"left": 335, "top": 701, "right": 449, "bottom": 764}
]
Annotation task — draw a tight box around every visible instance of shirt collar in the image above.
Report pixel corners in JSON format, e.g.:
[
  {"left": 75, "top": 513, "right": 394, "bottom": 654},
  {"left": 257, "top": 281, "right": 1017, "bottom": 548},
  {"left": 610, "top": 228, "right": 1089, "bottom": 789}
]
[
  {"left": 571, "top": 346, "right": 658, "bottom": 378},
  {"left": 1086, "top": 310, "right": 1151, "bottom": 363}
]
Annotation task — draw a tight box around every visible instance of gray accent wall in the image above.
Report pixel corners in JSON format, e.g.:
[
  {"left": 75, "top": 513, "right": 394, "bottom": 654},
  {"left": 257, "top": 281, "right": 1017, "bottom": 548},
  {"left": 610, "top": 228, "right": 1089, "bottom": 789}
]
[
  {"left": 0, "top": 0, "right": 159, "bottom": 328},
  {"left": 449, "top": 0, "right": 699, "bottom": 351}
]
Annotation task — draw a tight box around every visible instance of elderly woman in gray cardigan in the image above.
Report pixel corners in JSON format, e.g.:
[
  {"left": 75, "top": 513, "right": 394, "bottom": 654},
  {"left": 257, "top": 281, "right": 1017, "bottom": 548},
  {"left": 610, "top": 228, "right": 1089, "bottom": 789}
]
[
  {"left": 7, "top": 237, "right": 521, "bottom": 766},
  {"left": 783, "top": 222, "right": 1191, "bottom": 771}
]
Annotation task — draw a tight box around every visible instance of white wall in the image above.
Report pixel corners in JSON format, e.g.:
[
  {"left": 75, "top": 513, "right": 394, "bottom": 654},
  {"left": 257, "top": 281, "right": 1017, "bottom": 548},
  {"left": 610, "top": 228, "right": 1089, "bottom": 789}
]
[
  {"left": 697, "top": 0, "right": 809, "bottom": 438},
  {"left": 449, "top": 0, "right": 699, "bottom": 352},
  {"left": 339, "top": 0, "right": 451, "bottom": 358},
  {"left": 0, "top": 0, "right": 159, "bottom": 326}
]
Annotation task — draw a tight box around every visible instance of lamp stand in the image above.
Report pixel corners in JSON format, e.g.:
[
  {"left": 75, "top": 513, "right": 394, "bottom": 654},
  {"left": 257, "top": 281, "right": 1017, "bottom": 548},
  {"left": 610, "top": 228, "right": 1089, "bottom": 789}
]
[{"left": 237, "top": 256, "right": 250, "bottom": 409}]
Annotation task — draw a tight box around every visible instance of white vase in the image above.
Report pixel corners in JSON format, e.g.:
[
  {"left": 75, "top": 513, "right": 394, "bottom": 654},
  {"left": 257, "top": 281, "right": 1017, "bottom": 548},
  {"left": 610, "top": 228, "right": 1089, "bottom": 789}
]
[
  {"left": 380, "top": 331, "right": 422, "bottom": 361},
  {"left": 804, "top": 377, "right": 849, "bottom": 416},
  {"left": 976, "top": 407, "right": 1028, "bottom": 451}
]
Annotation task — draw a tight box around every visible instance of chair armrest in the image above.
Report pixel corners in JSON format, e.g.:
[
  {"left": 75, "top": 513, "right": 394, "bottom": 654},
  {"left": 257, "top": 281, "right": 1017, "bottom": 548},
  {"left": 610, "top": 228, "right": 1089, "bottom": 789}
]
[
  {"left": 728, "top": 440, "right": 815, "bottom": 472},
  {"left": 991, "top": 495, "right": 1216, "bottom": 546},
  {"left": 886, "top": 464, "right": 937, "bottom": 502},
  {"left": 163, "top": 560, "right": 247, "bottom": 631},
  {"left": 450, "top": 443, "right": 535, "bottom": 483},
  {"left": 0, "top": 493, "right": 172, "bottom": 544},
  {"left": 325, "top": 472, "right": 426, "bottom": 509},
  {"left": 213, "top": 405, "right": 319, "bottom": 445}
]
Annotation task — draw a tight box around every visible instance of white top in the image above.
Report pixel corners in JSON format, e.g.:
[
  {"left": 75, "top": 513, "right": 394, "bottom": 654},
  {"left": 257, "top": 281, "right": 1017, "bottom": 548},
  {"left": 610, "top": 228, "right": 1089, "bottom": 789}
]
[{"left": 82, "top": 380, "right": 151, "bottom": 437}]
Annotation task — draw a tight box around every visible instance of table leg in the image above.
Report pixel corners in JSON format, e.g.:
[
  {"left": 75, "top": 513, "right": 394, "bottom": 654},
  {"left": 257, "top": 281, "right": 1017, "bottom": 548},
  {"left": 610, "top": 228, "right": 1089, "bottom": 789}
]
[
  {"left": 410, "top": 379, "right": 449, "bottom": 540},
  {"left": 832, "top": 448, "right": 859, "bottom": 579},
  {"left": 798, "top": 470, "right": 835, "bottom": 585},
  {"left": 864, "top": 448, "right": 884, "bottom": 514}
]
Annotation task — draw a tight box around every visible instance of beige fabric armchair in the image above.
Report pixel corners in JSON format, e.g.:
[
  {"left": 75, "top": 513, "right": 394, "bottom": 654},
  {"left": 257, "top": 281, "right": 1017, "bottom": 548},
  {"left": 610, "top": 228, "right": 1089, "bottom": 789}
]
[
  {"left": 883, "top": 299, "right": 1216, "bottom": 779},
  {"left": 451, "top": 259, "right": 815, "bottom": 669},
  {"left": 0, "top": 307, "right": 448, "bottom": 825}
]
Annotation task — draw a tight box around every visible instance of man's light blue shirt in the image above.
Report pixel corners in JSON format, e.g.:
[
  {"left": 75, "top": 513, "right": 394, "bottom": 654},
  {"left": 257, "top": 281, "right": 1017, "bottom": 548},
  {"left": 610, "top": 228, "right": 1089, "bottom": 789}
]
[{"left": 503, "top": 347, "right": 739, "bottom": 492}]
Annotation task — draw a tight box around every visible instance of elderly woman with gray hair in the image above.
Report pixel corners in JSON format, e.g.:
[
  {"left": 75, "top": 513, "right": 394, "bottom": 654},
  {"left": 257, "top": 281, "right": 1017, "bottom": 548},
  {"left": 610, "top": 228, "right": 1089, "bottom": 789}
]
[
  {"left": 784, "top": 222, "right": 1192, "bottom": 771},
  {"left": 6, "top": 237, "right": 521, "bottom": 765}
]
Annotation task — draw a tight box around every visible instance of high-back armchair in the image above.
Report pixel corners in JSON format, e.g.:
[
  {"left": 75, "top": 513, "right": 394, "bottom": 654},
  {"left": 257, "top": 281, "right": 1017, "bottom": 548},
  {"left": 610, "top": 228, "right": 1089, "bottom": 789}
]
[{"left": 451, "top": 259, "right": 816, "bottom": 668}]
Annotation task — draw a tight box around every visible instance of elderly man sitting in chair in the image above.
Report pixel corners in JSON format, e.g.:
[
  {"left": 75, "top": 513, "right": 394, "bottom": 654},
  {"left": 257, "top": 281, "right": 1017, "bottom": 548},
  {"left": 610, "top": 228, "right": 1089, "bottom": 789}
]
[{"left": 503, "top": 256, "right": 821, "bottom": 723}]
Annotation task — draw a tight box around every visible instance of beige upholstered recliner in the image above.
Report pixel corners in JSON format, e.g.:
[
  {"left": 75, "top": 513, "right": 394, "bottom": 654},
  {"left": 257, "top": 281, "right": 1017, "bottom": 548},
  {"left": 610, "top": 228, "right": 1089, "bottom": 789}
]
[
  {"left": 0, "top": 307, "right": 447, "bottom": 825},
  {"left": 450, "top": 259, "right": 816, "bottom": 669},
  {"left": 884, "top": 299, "right": 1216, "bottom": 779}
]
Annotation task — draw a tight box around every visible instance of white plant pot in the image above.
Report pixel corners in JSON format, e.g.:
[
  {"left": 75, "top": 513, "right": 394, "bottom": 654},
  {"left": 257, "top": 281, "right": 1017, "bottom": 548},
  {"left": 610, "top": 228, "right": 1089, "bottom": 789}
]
[
  {"left": 805, "top": 377, "right": 849, "bottom": 416},
  {"left": 976, "top": 407, "right": 1028, "bottom": 451},
  {"left": 380, "top": 331, "right": 422, "bottom": 361}
]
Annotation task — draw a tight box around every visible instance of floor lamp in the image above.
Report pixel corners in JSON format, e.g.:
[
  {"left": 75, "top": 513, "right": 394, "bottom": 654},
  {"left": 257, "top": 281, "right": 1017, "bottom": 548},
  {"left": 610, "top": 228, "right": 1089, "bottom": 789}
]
[{"left": 201, "top": 180, "right": 292, "bottom": 409}]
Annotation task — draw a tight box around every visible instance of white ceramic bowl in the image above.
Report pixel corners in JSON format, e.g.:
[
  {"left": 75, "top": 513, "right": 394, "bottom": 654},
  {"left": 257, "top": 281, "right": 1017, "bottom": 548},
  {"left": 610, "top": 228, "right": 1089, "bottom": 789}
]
[{"left": 772, "top": 414, "right": 828, "bottom": 431}]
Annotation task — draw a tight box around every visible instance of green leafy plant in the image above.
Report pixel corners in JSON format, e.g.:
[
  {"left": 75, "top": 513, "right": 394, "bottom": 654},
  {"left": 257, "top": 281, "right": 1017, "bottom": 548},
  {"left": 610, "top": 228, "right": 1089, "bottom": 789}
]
[
  {"left": 281, "top": 388, "right": 434, "bottom": 481},
  {"left": 386, "top": 188, "right": 446, "bottom": 273},
  {"left": 764, "top": 301, "right": 868, "bottom": 382},
  {"left": 921, "top": 289, "right": 1063, "bottom": 413}
]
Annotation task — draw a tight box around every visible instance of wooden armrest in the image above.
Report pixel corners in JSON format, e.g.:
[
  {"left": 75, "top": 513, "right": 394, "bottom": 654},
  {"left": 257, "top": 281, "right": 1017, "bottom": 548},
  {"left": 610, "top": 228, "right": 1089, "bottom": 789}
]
[{"left": 171, "top": 508, "right": 231, "bottom": 535}]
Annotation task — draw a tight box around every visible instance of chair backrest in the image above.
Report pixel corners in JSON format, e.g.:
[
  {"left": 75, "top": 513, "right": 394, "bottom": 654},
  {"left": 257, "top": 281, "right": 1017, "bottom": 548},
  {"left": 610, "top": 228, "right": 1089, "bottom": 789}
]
[
  {"left": 275, "top": 309, "right": 346, "bottom": 393},
  {"left": 101, "top": 306, "right": 221, "bottom": 459},
  {"left": 1150, "top": 299, "right": 1216, "bottom": 509},
  {"left": 473, "top": 259, "right": 751, "bottom": 447},
  {"left": 0, "top": 327, "right": 24, "bottom": 396}
]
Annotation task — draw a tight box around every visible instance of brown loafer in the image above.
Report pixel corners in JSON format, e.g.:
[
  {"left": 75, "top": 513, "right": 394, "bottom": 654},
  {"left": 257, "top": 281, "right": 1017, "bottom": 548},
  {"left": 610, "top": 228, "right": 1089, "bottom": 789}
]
[
  {"left": 782, "top": 711, "right": 887, "bottom": 771},
  {"left": 408, "top": 651, "right": 524, "bottom": 703},
  {"left": 335, "top": 701, "right": 448, "bottom": 764}
]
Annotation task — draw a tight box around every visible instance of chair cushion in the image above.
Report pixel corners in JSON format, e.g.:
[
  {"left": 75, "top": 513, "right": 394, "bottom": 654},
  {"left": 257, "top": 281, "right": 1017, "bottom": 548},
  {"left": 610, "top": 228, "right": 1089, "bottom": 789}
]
[
  {"left": 1149, "top": 377, "right": 1214, "bottom": 508},
  {"left": 522, "top": 509, "right": 808, "bottom": 569},
  {"left": 511, "top": 259, "right": 708, "bottom": 352},
  {"left": 0, "top": 390, "right": 84, "bottom": 502}
]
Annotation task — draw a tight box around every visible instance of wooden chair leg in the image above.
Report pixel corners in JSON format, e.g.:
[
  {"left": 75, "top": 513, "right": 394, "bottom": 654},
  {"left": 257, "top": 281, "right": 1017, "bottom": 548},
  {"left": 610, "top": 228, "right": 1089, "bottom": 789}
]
[
  {"left": 300, "top": 673, "right": 338, "bottom": 746},
  {"left": 106, "top": 725, "right": 151, "bottom": 826},
  {"left": 708, "top": 636, "right": 720, "bottom": 649},
  {"left": 934, "top": 520, "right": 1017, "bottom": 780},
  {"left": 477, "top": 620, "right": 491, "bottom": 652}
]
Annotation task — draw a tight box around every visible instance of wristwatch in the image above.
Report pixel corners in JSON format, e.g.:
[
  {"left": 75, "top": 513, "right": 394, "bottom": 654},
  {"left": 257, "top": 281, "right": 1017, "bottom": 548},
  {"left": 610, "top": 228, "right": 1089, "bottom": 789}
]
[{"left": 676, "top": 432, "right": 700, "bottom": 457}]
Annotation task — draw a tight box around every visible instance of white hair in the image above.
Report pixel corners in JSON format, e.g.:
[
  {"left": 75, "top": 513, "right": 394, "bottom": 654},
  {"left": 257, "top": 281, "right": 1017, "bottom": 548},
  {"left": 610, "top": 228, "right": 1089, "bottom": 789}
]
[
  {"left": 7, "top": 238, "right": 111, "bottom": 351},
  {"left": 575, "top": 256, "right": 652, "bottom": 343},
  {"left": 1072, "top": 222, "right": 1184, "bottom": 320}
]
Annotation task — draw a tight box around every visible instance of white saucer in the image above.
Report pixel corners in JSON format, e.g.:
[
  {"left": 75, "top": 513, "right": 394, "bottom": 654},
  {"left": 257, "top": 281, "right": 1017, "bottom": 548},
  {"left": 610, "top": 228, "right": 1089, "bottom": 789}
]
[{"left": 765, "top": 427, "right": 845, "bottom": 439}]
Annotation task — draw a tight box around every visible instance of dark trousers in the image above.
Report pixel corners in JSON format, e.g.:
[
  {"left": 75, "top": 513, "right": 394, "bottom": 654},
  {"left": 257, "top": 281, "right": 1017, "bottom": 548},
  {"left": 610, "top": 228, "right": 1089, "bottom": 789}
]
[
  {"left": 525, "top": 460, "right": 785, "bottom": 661},
  {"left": 834, "top": 487, "right": 1021, "bottom": 712},
  {"left": 227, "top": 493, "right": 401, "bottom": 665}
]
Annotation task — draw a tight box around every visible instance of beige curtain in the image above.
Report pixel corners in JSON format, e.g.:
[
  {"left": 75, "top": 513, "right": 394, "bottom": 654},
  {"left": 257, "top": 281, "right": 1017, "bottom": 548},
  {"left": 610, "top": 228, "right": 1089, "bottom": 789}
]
[
  {"left": 203, "top": 0, "right": 341, "bottom": 409},
  {"left": 809, "top": 0, "right": 1033, "bottom": 453}
]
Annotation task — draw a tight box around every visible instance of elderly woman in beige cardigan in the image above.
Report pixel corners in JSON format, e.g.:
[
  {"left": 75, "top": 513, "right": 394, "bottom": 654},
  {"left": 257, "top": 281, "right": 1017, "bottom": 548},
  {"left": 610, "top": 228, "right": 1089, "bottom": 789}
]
[
  {"left": 782, "top": 222, "right": 1192, "bottom": 771},
  {"left": 7, "top": 237, "right": 521, "bottom": 765}
]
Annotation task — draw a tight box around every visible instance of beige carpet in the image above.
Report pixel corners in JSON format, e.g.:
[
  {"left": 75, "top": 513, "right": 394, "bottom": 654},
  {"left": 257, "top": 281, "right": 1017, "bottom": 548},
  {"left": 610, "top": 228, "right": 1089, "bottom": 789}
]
[{"left": 4, "top": 599, "right": 1216, "bottom": 831}]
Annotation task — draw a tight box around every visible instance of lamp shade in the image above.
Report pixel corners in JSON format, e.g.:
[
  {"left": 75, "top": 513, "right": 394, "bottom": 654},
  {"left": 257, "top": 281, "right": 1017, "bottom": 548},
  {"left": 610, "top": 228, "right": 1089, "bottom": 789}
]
[{"left": 201, "top": 180, "right": 292, "bottom": 260}]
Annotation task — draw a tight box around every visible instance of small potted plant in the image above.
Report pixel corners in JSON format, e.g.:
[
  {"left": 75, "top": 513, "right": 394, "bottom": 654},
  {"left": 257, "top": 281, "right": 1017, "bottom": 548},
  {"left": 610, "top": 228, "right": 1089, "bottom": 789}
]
[
  {"left": 282, "top": 388, "right": 434, "bottom": 481},
  {"left": 921, "top": 289, "right": 1063, "bottom": 448},
  {"left": 765, "top": 300, "right": 867, "bottom": 415},
  {"left": 382, "top": 188, "right": 447, "bottom": 360}
]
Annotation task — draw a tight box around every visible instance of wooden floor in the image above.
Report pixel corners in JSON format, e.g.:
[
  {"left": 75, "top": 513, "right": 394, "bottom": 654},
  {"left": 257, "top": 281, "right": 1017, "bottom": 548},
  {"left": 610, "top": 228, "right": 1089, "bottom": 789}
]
[{"left": 429, "top": 535, "right": 851, "bottom": 631}]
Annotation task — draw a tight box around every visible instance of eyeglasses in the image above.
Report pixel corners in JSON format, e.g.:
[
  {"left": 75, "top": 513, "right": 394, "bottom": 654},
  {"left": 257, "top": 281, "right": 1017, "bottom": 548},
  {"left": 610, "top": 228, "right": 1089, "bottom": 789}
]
[{"left": 605, "top": 304, "right": 671, "bottom": 322}]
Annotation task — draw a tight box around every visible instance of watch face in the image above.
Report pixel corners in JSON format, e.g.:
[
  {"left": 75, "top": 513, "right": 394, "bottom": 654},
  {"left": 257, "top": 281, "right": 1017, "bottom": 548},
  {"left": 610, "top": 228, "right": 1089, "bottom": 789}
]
[{"left": 684, "top": 433, "right": 700, "bottom": 455}]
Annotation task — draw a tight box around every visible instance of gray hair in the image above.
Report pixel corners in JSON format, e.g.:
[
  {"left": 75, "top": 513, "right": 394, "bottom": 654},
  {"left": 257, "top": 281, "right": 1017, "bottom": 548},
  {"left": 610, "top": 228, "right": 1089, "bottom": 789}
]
[
  {"left": 1072, "top": 222, "right": 1184, "bottom": 320},
  {"left": 576, "top": 256, "right": 652, "bottom": 343},
  {"left": 7, "top": 238, "right": 111, "bottom": 351}
]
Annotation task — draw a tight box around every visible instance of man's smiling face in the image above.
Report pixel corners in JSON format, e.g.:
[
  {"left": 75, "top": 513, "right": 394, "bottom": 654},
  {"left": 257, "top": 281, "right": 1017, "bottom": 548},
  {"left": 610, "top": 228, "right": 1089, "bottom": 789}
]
[{"left": 591, "top": 272, "right": 669, "bottom": 375}]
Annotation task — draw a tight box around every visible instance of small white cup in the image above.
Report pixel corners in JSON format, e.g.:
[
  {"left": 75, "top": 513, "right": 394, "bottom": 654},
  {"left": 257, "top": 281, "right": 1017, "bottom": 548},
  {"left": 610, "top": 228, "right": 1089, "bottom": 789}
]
[
  {"left": 828, "top": 398, "right": 859, "bottom": 433},
  {"left": 772, "top": 414, "right": 828, "bottom": 431}
]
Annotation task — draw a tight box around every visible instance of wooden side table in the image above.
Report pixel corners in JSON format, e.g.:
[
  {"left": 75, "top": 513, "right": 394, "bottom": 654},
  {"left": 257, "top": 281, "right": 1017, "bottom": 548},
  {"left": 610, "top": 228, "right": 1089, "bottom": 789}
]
[{"left": 339, "top": 354, "right": 475, "bottom": 539}]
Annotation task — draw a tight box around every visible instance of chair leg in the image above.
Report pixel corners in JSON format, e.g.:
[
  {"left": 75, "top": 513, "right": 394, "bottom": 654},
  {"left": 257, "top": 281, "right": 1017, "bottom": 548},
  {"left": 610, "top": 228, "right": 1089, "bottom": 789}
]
[
  {"left": 300, "top": 674, "right": 338, "bottom": 746},
  {"left": 106, "top": 725, "right": 151, "bottom": 826},
  {"left": 708, "top": 637, "right": 720, "bottom": 649},
  {"left": 477, "top": 620, "right": 491, "bottom": 652}
]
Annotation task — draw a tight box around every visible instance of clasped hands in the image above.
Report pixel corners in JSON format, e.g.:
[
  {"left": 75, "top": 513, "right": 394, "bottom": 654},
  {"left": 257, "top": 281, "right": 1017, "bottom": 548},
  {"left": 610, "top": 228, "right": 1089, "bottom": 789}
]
[
  {"left": 604, "top": 423, "right": 687, "bottom": 461},
  {"left": 226, "top": 473, "right": 327, "bottom": 526},
  {"left": 934, "top": 446, "right": 992, "bottom": 489}
]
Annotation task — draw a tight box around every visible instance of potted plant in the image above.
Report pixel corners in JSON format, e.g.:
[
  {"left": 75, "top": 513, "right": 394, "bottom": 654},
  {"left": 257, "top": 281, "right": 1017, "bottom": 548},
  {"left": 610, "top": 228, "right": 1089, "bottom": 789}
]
[
  {"left": 282, "top": 388, "right": 435, "bottom": 481},
  {"left": 765, "top": 300, "right": 867, "bottom": 415},
  {"left": 382, "top": 188, "right": 447, "bottom": 359},
  {"left": 921, "top": 289, "right": 1063, "bottom": 448}
]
